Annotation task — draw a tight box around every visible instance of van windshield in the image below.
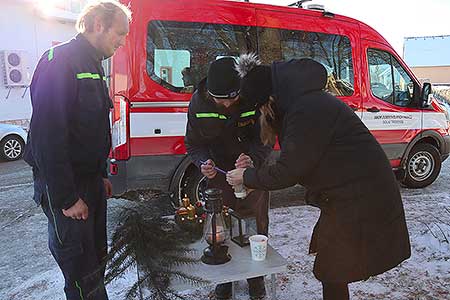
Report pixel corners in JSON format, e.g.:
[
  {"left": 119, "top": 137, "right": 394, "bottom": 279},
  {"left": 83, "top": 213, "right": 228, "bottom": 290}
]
[{"left": 147, "top": 21, "right": 257, "bottom": 93}]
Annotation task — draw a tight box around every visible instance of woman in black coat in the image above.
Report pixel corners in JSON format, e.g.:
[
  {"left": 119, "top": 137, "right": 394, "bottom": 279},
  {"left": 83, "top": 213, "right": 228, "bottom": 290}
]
[{"left": 227, "top": 54, "right": 411, "bottom": 300}]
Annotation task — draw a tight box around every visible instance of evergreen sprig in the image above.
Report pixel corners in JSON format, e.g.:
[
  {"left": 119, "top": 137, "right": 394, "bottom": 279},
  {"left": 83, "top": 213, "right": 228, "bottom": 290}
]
[{"left": 105, "top": 203, "right": 208, "bottom": 300}]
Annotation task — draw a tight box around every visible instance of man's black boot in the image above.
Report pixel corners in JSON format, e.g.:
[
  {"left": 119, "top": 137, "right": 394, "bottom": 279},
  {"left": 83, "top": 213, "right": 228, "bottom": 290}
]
[
  {"left": 215, "top": 282, "right": 232, "bottom": 300},
  {"left": 248, "top": 277, "right": 266, "bottom": 299}
]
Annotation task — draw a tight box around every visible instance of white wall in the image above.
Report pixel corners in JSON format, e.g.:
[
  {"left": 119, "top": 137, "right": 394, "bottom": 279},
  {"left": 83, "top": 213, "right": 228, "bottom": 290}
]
[{"left": 0, "top": 0, "right": 77, "bottom": 125}]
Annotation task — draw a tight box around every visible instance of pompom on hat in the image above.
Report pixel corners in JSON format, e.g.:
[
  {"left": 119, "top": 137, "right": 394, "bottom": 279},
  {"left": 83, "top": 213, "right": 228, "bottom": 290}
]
[{"left": 235, "top": 53, "right": 273, "bottom": 106}]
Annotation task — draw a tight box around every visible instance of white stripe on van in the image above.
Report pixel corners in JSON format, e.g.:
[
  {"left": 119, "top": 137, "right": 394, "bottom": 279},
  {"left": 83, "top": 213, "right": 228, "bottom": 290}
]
[
  {"left": 362, "top": 111, "right": 448, "bottom": 131},
  {"left": 361, "top": 111, "right": 421, "bottom": 131},
  {"left": 130, "top": 112, "right": 187, "bottom": 137},
  {"left": 423, "top": 112, "right": 448, "bottom": 130},
  {"left": 129, "top": 111, "right": 448, "bottom": 138}
]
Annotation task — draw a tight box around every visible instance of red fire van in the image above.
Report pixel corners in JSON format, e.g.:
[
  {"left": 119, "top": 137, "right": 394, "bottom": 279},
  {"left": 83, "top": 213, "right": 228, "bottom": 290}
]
[{"left": 108, "top": 0, "right": 450, "bottom": 203}]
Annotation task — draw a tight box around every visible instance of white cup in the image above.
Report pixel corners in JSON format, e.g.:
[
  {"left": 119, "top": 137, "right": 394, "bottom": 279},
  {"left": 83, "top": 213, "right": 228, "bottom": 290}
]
[{"left": 249, "top": 234, "right": 268, "bottom": 261}]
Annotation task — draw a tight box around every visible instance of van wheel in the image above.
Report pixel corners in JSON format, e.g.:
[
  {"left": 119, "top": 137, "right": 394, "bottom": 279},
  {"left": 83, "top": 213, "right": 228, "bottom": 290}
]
[
  {"left": 180, "top": 167, "right": 207, "bottom": 205},
  {"left": 401, "top": 143, "right": 441, "bottom": 188}
]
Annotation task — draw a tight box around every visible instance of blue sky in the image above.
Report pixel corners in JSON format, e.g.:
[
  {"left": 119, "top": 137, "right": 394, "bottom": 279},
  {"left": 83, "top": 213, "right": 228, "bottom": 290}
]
[{"left": 254, "top": 0, "right": 450, "bottom": 57}]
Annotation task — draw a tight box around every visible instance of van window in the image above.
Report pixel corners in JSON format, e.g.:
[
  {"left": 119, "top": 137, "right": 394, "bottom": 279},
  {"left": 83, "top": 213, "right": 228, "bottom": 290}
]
[
  {"left": 368, "top": 49, "right": 414, "bottom": 107},
  {"left": 258, "top": 27, "right": 355, "bottom": 97},
  {"left": 392, "top": 59, "right": 415, "bottom": 107},
  {"left": 368, "top": 49, "right": 394, "bottom": 103},
  {"left": 147, "top": 21, "right": 257, "bottom": 93}
]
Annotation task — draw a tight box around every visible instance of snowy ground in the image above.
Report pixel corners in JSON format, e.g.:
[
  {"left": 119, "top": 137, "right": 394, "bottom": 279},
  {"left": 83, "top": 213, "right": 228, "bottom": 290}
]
[{"left": 1, "top": 160, "right": 449, "bottom": 300}]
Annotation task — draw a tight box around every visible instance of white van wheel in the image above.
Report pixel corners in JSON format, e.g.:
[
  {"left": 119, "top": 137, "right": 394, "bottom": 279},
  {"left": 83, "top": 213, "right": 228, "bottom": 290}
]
[{"left": 402, "top": 143, "right": 441, "bottom": 188}]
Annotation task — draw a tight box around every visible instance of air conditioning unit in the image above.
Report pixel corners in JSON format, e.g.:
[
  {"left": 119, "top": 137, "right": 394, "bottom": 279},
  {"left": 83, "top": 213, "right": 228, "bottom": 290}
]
[{"left": 1, "top": 50, "right": 31, "bottom": 87}]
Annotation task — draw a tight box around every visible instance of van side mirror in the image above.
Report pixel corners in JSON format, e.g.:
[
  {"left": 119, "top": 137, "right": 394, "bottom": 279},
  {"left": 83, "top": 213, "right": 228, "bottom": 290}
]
[{"left": 420, "top": 83, "right": 432, "bottom": 108}]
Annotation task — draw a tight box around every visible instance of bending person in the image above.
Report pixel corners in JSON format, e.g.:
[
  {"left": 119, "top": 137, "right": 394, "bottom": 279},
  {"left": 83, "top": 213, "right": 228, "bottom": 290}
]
[{"left": 227, "top": 54, "right": 411, "bottom": 300}]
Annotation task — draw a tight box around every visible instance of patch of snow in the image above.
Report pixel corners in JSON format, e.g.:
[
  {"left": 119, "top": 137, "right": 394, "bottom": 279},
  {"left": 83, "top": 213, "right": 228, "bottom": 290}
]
[{"left": 1, "top": 162, "right": 449, "bottom": 299}]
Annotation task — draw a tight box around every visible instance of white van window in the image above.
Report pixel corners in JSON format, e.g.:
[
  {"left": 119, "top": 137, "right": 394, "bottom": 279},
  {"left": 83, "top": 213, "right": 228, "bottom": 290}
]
[
  {"left": 368, "top": 49, "right": 414, "bottom": 107},
  {"left": 147, "top": 21, "right": 257, "bottom": 93},
  {"left": 258, "top": 28, "right": 355, "bottom": 97}
]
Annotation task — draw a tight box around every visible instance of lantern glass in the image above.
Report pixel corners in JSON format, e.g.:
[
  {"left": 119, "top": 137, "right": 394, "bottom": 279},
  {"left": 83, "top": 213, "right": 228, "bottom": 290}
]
[
  {"left": 202, "top": 212, "right": 229, "bottom": 245},
  {"left": 201, "top": 188, "right": 231, "bottom": 265},
  {"left": 229, "top": 210, "right": 256, "bottom": 247}
]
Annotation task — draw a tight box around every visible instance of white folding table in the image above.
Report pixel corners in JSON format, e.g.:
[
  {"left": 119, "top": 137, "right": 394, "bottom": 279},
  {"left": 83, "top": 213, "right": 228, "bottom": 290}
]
[{"left": 170, "top": 239, "right": 287, "bottom": 299}]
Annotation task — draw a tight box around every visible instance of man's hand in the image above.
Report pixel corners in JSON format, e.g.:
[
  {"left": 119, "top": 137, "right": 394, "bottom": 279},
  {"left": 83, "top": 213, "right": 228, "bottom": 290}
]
[
  {"left": 235, "top": 153, "right": 254, "bottom": 168},
  {"left": 62, "top": 198, "right": 88, "bottom": 220},
  {"left": 226, "top": 168, "right": 245, "bottom": 186},
  {"left": 103, "top": 178, "right": 113, "bottom": 198},
  {"left": 201, "top": 159, "right": 217, "bottom": 179}
]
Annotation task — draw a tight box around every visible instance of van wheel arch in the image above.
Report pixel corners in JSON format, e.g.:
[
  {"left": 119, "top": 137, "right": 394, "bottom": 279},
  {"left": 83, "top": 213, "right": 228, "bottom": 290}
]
[
  {"left": 401, "top": 131, "right": 443, "bottom": 168},
  {"left": 400, "top": 141, "right": 442, "bottom": 188}
]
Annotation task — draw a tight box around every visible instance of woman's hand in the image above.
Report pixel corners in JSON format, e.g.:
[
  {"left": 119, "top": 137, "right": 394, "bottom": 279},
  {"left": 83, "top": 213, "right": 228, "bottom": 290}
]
[
  {"left": 226, "top": 168, "right": 246, "bottom": 186},
  {"left": 235, "top": 153, "right": 254, "bottom": 168}
]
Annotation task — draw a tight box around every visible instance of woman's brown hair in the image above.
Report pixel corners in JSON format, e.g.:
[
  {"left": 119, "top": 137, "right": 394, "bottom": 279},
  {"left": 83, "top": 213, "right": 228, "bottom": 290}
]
[{"left": 259, "top": 96, "right": 278, "bottom": 146}]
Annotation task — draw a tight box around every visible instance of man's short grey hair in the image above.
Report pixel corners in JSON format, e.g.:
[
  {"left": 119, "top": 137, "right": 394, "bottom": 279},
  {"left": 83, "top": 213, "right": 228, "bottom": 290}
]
[{"left": 76, "top": 0, "right": 132, "bottom": 33}]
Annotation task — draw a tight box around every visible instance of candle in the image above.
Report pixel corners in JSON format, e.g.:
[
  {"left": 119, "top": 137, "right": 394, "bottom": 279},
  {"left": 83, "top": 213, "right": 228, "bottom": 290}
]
[
  {"left": 206, "top": 225, "right": 226, "bottom": 244},
  {"left": 187, "top": 205, "right": 196, "bottom": 220}
]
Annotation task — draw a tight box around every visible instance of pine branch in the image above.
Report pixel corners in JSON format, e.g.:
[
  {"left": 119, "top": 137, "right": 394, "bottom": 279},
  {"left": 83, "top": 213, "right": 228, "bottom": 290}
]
[
  {"left": 164, "top": 269, "right": 207, "bottom": 287},
  {"left": 158, "top": 254, "right": 200, "bottom": 266},
  {"left": 105, "top": 199, "right": 208, "bottom": 300}
]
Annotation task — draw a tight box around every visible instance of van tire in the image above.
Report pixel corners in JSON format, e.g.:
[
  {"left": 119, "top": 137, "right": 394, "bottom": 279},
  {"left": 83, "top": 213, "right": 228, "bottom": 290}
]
[
  {"left": 401, "top": 143, "right": 441, "bottom": 188},
  {"left": 180, "top": 167, "right": 207, "bottom": 204}
]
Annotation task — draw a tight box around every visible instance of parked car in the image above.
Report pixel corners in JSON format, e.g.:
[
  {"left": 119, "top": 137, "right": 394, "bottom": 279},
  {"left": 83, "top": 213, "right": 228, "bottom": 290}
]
[{"left": 0, "top": 124, "right": 27, "bottom": 161}]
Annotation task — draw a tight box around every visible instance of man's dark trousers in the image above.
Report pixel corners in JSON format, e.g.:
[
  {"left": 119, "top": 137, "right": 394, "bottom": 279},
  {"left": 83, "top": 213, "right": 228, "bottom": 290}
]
[{"left": 41, "top": 174, "right": 108, "bottom": 300}]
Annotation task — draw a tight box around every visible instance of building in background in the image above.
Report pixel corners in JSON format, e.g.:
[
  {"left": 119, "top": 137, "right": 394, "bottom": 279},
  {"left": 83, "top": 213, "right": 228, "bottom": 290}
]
[
  {"left": 403, "top": 35, "right": 450, "bottom": 87},
  {"left": 0, "top": 0, "right": 88, "bottom": 126}
]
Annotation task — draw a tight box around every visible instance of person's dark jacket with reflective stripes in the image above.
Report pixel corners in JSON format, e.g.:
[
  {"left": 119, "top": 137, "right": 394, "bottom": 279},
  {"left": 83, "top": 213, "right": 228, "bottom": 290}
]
[
  {"left": 24, "top": 34, "right": 112, "bottom": 210},
  {"left": 185, "top": 79, "right": 272, "bottom": 172}
]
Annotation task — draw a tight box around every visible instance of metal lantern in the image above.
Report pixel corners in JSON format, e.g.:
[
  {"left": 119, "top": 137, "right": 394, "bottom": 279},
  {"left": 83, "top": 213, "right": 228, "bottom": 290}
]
[
  {"left": 229, "top": 209, "right": 256, "bottom": 247},
  {"left": 201, "top": 188, "right": 231, "bottom": 265}
]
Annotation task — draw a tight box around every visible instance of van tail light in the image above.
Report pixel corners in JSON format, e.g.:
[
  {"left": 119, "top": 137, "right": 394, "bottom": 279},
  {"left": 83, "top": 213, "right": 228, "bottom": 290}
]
[
  {"left": 111, "top": 96, "right": 130, "bottom": 160},
  {"left": 110, "top": 159, "right": 118, "bottom": 175}
]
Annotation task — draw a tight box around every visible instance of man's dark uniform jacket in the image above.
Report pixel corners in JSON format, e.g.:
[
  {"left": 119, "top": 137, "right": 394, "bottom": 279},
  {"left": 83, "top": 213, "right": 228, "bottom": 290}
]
[{"left": 25, "top": 34, "right": 112, "bottom": 210}]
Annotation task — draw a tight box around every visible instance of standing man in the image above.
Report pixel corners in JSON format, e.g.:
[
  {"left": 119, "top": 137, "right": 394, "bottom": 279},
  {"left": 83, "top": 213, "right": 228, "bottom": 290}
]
[
  {"left": 185, "top": 57, "right": 272, "bottom": 300},
  {"left": 24, "top": 1, "right": 131, "bottom": 299}
]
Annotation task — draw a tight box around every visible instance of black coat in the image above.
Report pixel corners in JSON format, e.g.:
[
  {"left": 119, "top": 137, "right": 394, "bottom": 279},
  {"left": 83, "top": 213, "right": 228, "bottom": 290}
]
[{"left": 244, "top": 59, "right": 411, "bottom": 283}]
